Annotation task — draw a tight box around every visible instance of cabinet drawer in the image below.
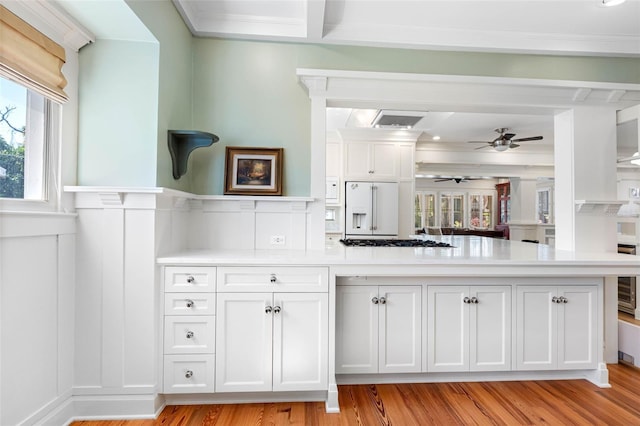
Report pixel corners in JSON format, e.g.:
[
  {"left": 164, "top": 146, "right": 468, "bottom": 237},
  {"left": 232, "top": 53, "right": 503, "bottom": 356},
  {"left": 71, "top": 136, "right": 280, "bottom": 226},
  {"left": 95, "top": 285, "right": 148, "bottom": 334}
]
[
  {"left": 165, "top": 293, "right": 216, "bottom": 315},
  {"left": 164, "top": 316, "right": 215, "bottom": 354},
  {"left": 217, "top": 267, "right": 328, "bottom": 292},
  {"left": 163, "top": 354, "right": 215, "bottom": 393},
  {"left": 165, "top": 267, "right": 216, "bottom": 292}
]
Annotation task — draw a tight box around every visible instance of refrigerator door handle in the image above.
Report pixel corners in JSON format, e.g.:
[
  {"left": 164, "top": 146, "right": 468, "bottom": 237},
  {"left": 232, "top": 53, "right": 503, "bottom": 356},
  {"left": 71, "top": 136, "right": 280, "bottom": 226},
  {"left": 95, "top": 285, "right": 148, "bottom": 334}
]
[{"left": 371, "top": 185, "right": 377, "bottom": 231}]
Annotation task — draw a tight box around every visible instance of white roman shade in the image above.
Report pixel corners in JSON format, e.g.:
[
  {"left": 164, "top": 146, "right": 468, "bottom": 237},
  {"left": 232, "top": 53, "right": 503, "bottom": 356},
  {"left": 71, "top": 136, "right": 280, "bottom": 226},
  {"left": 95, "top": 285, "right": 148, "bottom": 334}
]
[{"left": 0, "top": 4, "right": 68, "bottom": 103}]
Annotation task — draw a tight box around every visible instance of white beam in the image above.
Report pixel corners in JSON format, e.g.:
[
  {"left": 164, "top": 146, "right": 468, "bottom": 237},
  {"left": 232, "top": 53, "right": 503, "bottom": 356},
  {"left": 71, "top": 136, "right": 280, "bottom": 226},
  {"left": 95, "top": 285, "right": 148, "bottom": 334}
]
[{"left": 306, "top": 0, "right": 326, "bottom": 41}]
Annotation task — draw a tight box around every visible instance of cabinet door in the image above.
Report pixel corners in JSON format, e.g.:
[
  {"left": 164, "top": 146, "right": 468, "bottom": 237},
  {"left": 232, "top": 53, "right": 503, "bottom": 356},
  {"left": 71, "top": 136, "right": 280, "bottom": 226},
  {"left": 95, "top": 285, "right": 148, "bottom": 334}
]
[
  {"left": 273, "top": 293, "right": 328, "bottom": 391},
  {"left": 516, "top": 286, "right": 557, "bottom": 370},
  {"left": 557, "top": 286, "right": 597, "bottom": 370},
  {"left": 344, "top": 143, "right": 371, "bottom": 178},
  {"left": 370, "top": 143, "right": 397, "bottom": 178},
  {"left": 427, "top": 286, "right": 469, "bottom": 372},
  {"left": 215, "top": 293, "right": 273, "bottom": 392},
  {"left": 379, "top": 286, "right": 421, "bottom": 373},
  {"left": 335, "top": 286, "right": 379, "bottom": 374},
  {"left": 470, "top": 286, "right": 511, "bottom": 371}
]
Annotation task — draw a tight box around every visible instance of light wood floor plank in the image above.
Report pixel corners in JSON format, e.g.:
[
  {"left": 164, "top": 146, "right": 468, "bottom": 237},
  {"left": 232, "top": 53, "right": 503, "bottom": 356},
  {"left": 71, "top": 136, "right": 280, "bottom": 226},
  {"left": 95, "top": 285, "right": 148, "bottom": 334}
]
[{"left": 71, "top": 363, "right": 640, "bottom": 426}]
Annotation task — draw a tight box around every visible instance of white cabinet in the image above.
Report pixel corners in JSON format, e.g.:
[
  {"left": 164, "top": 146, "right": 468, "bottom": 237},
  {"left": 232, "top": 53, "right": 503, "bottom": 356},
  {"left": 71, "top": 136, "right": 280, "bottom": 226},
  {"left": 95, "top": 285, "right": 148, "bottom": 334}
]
[
  {"left": 344, "top": 142, "right": 397, "bottom": 180},
  {"left": 336, "top": 285, "right": 421, "bottom": 374},
  {"left": 427, "top": 286, "right": 511, "bottom": 372},
  {"left": 516, "top": 285, "right": 597, "bottom": 370},
  {"left": 215, "top": 266, "right": 329, "bottom": 393},
  {"left": 162, "top": 266, "right": 217, "bottom": 393}
]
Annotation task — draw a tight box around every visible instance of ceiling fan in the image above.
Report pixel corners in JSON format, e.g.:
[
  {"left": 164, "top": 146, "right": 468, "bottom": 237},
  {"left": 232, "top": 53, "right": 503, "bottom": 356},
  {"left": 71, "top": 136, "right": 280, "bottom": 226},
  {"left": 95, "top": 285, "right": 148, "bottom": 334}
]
[
  {"left": 468, "top": 128, "right": 543, "bottom": 151},
  {"left": 433, "top": 177, "right": 480, "bottom": 183}
]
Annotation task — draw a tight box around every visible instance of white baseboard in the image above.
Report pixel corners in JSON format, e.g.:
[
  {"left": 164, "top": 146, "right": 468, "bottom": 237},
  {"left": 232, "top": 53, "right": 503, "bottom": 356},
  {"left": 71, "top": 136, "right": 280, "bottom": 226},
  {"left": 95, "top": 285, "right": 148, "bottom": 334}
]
[
  {"left": 70, "top": 393, "right": 164, "bottom": 422},
  {"left": 164, "top": 391, "right": 326, "bottom": 406}
]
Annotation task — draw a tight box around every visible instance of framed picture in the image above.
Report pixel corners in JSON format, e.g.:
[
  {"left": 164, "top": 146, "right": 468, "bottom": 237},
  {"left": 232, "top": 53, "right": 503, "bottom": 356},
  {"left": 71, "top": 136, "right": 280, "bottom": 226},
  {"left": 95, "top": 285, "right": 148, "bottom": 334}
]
[
  {"left": 224, "top": 147, "right": 283, "bottom": 195},
  {"left": 630, "top": 187, "right": 640, "bottom": 199}
]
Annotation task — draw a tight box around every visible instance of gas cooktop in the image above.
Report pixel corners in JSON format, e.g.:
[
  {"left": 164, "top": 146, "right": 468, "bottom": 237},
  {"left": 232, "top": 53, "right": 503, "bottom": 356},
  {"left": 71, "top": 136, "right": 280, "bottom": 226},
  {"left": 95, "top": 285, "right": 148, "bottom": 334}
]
[{"left": 340, "top": 239, "right": 454, "bottom": 248}]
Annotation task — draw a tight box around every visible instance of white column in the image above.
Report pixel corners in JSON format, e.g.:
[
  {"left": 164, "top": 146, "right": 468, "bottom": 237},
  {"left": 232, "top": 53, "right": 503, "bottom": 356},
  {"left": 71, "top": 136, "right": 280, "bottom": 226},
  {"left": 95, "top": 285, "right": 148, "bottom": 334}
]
[
  {"left": 304, "top": 77, "right": 328, "bottom": 250},
  {"left": 554, "top": 107, "right": 618, "bottom": 253},
  {"left": 508, "top": 177, "right": 539, "bottom": 241},
  {"left": 553, "top": 106, "right": 619, "bottom": 364}
]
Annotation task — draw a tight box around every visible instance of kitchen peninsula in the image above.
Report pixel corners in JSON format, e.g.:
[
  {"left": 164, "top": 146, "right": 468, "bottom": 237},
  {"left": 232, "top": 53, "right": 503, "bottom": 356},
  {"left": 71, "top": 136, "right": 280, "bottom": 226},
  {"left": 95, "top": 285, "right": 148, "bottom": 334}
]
[{"left": 157, "top": 235, "right": 639, "bottom": 413}]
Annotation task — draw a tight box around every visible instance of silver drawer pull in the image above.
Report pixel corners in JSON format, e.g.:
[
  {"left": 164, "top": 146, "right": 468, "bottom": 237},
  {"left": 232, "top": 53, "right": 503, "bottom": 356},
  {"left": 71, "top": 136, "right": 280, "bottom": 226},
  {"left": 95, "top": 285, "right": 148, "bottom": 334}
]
[
  {"left": 273, "top": 305, "right": 281, "bottom": 314},
  {"left": 185, "top": 299, "right": 194, "bottom": 308},
  {"left": 560, "top": 296, "right": 568, "bottom": 304},
  {"left": 552, "top": 296, "right": 559, "bottom": 303},
  {"left": 463, "top": 297, "right": 471, "bottom": 304},
  {"left": 185, "top": 370, "right": 193, "bottom": 379},
  {"left": 471, "top": 297, "right": 479, "bottom": 304},
  {"left": 378, "top": 297, "right": 386, "bottom": 305},
  {"left": 186, "top": 330, "right": 194, "bottom": 339},
  {"left": 265, "top": 305, "right": 273, "bottom": 314},
  {"left": 372, "top": 297, "right": 379, "bottom": 304},
  {"left": 270, "top": 274, "right": 277, "bottom": 283},
  {"left": 186, "top": 276, "right": 195, "bottom": 284}
]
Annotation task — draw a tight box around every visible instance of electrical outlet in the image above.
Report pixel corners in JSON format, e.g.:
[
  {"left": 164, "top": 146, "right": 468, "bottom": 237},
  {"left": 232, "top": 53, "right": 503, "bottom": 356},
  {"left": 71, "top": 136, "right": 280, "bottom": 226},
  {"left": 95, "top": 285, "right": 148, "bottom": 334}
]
[{"left": 270, "top": 235, "right": 285, "bottom": 245}]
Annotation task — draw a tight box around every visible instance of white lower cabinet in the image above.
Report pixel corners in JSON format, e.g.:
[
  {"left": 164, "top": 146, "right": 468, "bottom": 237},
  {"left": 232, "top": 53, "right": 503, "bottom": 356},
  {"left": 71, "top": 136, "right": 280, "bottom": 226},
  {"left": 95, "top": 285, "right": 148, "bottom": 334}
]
[
  {"left": 516, "top": 285, "right": 597, "bottom": 370},
  {"left": 163, "top": 266, "right": 216, "bottom": 393},
  {"left": 336, "top": 285, "right": 421, "bottom": 374},
  {"left": 427, "top": 286, "right": 511, "bottom": 372},
  {"left": 215, "top": 292, "right": 328, "bottom": 392}
]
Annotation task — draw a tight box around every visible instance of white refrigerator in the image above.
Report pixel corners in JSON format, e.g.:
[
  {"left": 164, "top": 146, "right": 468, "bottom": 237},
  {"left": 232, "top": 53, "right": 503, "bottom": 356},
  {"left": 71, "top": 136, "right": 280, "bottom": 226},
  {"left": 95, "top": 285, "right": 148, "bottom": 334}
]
[{"left": 345, "top": 181, "right": 398, "bottom": 238}]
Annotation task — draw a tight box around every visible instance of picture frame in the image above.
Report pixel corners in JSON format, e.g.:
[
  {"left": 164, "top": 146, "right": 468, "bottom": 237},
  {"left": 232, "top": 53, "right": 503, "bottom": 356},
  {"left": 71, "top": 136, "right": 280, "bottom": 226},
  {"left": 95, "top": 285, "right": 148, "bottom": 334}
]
[
  {"left": 630, "top": 187, "right": 640, "bottom": 199},
  {"left": 224, "top": 147, "right": 283, "bottom": 195}
]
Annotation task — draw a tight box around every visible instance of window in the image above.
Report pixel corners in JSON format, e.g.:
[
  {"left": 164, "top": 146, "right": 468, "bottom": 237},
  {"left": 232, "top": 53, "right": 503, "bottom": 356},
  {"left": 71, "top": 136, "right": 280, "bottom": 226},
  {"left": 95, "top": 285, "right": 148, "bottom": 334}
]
[
  {"left": 0, "top": 4, "right": 68, "bottom": 209},
  {"left": 469, "top": 194, "right": 493, "bottom": 228},
  {"left": 440, "top": 193, "right": 464, "bottom": 228},
  {"left": 537, "top": 188, "right": 552, "bottom": 224},
  {"left": 0, "top": 77, "right": 49, "bottom": 200},
  {"left": 415, "top": 192, "right": 436, "bottom": 230}
]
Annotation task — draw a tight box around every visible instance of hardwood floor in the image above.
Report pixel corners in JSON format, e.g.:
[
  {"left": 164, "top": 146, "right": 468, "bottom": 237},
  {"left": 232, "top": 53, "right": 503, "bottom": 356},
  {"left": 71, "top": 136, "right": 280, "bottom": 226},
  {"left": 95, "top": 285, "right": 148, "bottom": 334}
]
[{"left": 71, "top": 363, "right": 640, "bottom": 425}]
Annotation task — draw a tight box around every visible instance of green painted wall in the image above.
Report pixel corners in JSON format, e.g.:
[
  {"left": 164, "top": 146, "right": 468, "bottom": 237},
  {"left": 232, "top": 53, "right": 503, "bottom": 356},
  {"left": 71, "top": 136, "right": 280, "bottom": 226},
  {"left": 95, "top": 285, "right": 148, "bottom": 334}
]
[
  {"left": 190, "top": 38, "right": 640, "bottom": 196},
  {"left": 77, "top": 39, "right": 159, "bottom": 187},
  {"left": 126, "top": 0, "right": 195, "bottom": 191}
]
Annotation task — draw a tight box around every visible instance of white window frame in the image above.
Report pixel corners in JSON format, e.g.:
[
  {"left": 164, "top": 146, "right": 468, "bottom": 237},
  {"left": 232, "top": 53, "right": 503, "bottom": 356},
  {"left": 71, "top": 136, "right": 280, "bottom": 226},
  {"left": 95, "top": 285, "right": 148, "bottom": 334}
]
[{"left": 0, "top": 86, "right": 60, "bottom": 212}]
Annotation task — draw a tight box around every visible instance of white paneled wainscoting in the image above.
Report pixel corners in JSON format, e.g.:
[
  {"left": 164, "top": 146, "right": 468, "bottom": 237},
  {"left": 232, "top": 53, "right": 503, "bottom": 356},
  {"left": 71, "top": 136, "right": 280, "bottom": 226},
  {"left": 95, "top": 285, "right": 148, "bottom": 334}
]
[{"left": 0, "top": 212, "right": 76, "bottom": 425}]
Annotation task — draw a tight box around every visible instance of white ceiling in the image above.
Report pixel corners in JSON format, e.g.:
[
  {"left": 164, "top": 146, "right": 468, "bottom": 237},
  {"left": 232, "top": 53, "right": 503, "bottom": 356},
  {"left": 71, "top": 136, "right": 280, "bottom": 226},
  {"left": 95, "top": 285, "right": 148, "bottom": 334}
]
[{"left": 173, "top": 0, "right": 640, "bottom": 56}]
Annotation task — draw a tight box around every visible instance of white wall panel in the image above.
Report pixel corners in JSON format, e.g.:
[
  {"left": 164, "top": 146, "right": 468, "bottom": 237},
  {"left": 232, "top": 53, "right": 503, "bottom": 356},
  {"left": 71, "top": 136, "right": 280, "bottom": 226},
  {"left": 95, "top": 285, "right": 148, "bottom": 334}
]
[
  {"left": 0, "top": 220, "right": 75, "bottom": 426},
  {"left": 124, "top": 209, "right": 157, "bottom": 387}
]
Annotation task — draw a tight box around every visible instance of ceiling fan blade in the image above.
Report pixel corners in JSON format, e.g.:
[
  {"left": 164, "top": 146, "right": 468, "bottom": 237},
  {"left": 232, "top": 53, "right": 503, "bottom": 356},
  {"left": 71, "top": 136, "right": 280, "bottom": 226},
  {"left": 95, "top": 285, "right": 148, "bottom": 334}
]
[
  {"left": 467, "top": 141, "right": 491, "bottom": 143},
  {"left": 434, "top": 178, "right": 451, "bottom": 182},
  {"left": 509, "top": 143, "right": 520, "bottom": 149},
  {"left": 474, "top": 145, "right": 492, "bottom": 150},
  {"left": 503, "top": 133, "right": 516, "bottom": 140},
  {"left": 511, "top": 136, "right": 543, "bottom": 142}
]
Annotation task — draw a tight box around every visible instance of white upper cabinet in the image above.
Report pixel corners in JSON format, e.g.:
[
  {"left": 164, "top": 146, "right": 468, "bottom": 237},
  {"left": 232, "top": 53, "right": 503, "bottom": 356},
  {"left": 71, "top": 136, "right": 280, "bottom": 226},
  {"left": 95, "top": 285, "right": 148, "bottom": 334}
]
[{"left": 344, "top": 142, "right": 397, "bottom": 180}]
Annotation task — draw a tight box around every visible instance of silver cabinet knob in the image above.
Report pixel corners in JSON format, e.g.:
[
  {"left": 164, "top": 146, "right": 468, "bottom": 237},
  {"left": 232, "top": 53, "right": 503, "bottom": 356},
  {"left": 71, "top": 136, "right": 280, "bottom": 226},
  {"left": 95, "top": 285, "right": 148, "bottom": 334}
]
[
  {"left": 470, "top": 297, "right": 479, "bottom": 304},
  {"left": 186, "top": 275, "right": 195, "bottom": 284},
  {"left": 560, "top": 296, "right": 568, "bottom": 304},
  {"left": 270, "top": 274, "right": 277, "bottom": 283},
  {"left": 551, "top": 296, "right": 559, "bottom": 303},
  {"left": 265, "top": 305, "right": 272, "bottom": 314},
  {"left": 379, "top": 297, "right": 386, "bottom": 304},
  {"left": 368, "top": 170, "right": 374, "bottom": 174},
  {"left": 185, "top": 370, "right": 193, "bottom": 379},
  {"left": 185, "top": 299, "right": 194, "bottom": 308},
  {"left": 372, "top": 297, "right": 379, "bottom": 304},
  {"left": 463, "top": 297, "right": 471, "bottom": 304},
  {"left": 186, "top": 330, "right": 194, "bottom": 339},
  {"left": 273, "top": 306, "right": 281, "bottom": 314}
]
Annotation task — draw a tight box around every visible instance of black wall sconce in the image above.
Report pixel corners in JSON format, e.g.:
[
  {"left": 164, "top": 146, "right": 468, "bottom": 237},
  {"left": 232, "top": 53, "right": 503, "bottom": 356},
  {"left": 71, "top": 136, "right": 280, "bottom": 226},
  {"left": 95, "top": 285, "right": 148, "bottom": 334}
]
[{"left": 168, "top": 130, "right": 219, "bottom": 179}]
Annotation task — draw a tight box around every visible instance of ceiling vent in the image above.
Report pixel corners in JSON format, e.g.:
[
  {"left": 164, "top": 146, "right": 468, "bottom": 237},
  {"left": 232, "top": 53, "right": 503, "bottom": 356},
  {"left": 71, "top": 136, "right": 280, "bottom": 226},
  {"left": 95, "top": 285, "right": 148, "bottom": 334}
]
[{"left": 371, "top": 110, "right": 426, "bottom": 129}]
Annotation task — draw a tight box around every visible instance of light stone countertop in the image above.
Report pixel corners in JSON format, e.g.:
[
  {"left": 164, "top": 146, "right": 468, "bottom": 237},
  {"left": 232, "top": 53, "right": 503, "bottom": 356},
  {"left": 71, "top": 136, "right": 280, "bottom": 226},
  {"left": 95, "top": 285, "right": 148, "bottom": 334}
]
[{"left": 157, "top": 236, "right": 640, "bottom": 278}]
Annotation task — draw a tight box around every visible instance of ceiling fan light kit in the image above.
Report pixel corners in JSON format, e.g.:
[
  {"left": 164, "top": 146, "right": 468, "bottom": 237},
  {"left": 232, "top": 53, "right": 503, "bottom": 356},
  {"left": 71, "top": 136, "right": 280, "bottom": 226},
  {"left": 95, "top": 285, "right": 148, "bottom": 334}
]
[{"left": 467, "top": 127, "right": 543, "bottom": 151}]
